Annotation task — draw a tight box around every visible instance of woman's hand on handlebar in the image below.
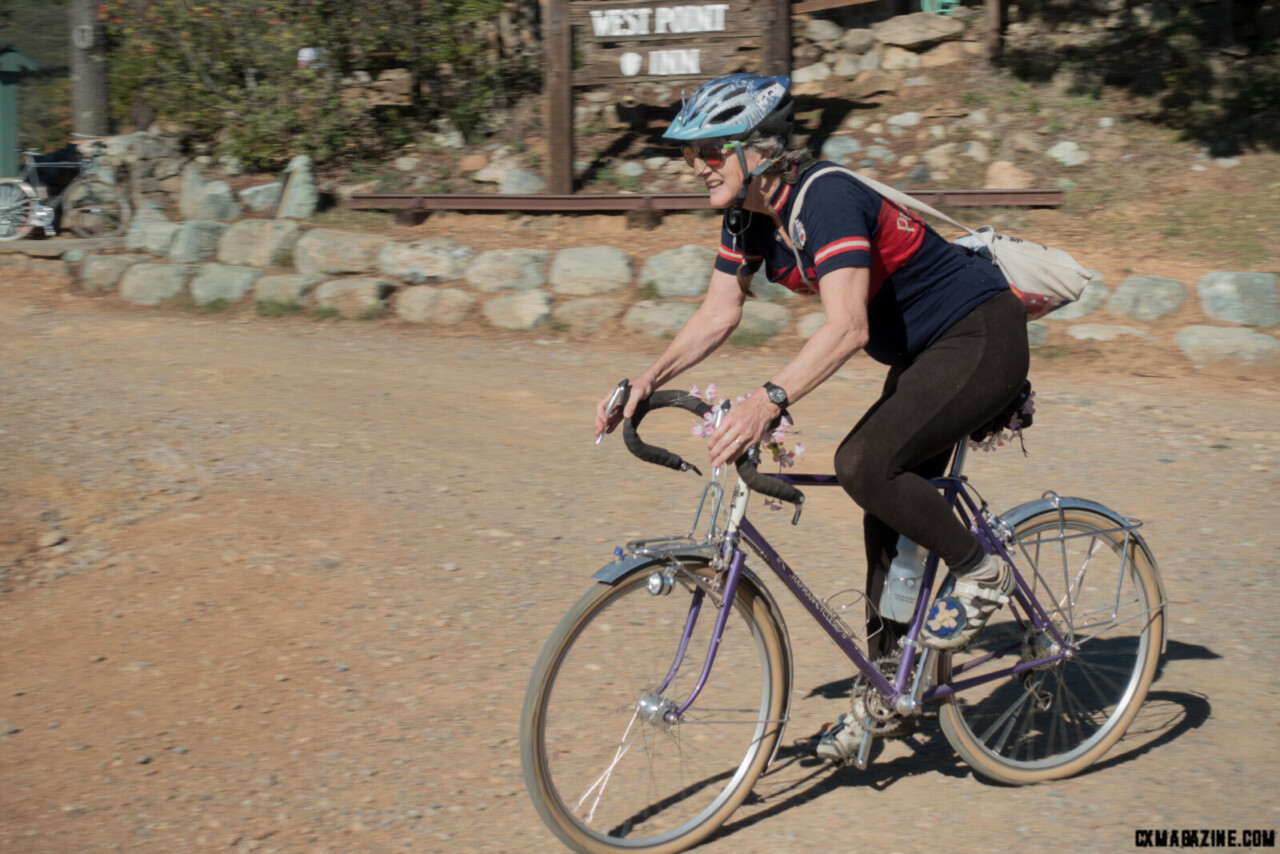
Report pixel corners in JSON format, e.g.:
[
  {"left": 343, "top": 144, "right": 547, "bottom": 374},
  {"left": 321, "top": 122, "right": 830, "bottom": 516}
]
[
  {"left": 594, "top": 377, "right": 653, "bottom": 439},
  {"left": 708, "top": 391, "right": 776, "bottom": 468}
]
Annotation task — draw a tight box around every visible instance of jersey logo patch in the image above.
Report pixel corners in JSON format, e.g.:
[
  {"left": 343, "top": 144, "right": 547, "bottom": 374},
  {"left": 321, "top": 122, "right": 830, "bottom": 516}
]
[{"left": 790, "top": 219, "right": 807, "bottom": 250}]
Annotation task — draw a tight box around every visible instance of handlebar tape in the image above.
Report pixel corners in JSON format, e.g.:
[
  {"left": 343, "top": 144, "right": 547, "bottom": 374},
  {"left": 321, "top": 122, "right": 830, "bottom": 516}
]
[{"left": 622, "top": 389, "right": 805, "bottom": 507}]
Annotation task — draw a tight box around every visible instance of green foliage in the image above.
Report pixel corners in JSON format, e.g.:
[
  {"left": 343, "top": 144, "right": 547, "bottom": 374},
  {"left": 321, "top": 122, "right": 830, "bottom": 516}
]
[
  {"left": 256, "top": 299, "right": 303, "bottom": 317},
  {"left": 99, "top": 0, "right": 539, "bottom": 168}
]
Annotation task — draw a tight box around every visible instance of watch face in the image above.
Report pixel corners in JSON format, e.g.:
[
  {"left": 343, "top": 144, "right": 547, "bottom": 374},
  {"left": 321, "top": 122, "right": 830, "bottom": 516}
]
[{"left": 768, "top": 386, "right": 787, "bottom": 406}]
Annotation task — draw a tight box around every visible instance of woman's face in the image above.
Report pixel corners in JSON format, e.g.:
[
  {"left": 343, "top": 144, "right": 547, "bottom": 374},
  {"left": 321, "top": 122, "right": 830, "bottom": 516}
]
[{"left": 685, "top": 141, "right": 761, "bottom": 209}]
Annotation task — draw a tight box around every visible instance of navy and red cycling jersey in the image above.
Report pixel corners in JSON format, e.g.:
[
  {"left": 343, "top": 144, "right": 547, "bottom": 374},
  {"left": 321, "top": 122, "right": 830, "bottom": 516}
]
[{"left": 713, "top": 162, "right": 1009, "bottom": 366}]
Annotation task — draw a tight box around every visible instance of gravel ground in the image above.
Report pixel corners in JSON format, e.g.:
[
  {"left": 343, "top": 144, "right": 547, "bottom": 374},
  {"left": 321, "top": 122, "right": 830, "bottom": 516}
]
[{"left": 1, "top": 271, "right": 1278, "bottom": 853}]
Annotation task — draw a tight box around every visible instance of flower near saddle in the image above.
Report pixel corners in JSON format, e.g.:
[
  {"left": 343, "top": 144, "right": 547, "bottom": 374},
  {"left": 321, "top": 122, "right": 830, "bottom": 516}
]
[{"left": 688, "top": 383, "right": 806, "bottom": 511}]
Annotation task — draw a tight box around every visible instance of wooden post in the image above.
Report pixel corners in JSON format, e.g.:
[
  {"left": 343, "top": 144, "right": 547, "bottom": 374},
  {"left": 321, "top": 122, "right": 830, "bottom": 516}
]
[
  {"left": 760, "top": 0, "right": 792, "bottom": 78},
  {"left": 543, "top": 0, "right": 574, "bottom": 195},
  {"left": 984, "top": 0, "right": 1004, "bottom": 63},
  {"left": 0, "top": 48, "right": 40, "bottom": 178},
  {"left": 70, "top": 0, "right": 110, "bottom": 136}
]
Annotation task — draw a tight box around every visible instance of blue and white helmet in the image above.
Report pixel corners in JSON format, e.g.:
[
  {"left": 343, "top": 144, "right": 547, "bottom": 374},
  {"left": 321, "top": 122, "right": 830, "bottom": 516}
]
[{"left": 664, "top": 73, "right": 793, "bottom": 142}]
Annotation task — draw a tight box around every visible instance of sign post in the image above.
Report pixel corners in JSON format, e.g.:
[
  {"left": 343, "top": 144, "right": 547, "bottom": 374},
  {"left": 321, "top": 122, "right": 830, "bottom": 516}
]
[{"left": 0, "top": 47, "right": 40, "bottom": 179}]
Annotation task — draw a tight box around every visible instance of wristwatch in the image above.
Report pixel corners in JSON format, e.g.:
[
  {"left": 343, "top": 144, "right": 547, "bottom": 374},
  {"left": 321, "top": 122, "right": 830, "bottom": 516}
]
[{"left": 762, "top": 381, "right": 789, "bottom": 409}]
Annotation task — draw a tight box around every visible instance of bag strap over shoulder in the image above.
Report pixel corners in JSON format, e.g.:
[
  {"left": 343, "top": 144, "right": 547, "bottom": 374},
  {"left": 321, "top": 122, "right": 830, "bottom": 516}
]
[{"left": 789, "top": 164, "right": 978, "bottom": 241}]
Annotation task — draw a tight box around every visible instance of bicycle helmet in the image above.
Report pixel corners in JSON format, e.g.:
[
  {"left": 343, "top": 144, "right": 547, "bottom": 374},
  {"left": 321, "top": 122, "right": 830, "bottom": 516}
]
[{"left": 664, "top": 73, "right": 794, "bottom": 142}]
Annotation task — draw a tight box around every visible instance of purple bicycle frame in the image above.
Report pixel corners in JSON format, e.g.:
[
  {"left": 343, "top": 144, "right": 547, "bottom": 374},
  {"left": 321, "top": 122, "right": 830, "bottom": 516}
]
[{"left": 657, "top": 471, "right": 1075, "bottom": 721}]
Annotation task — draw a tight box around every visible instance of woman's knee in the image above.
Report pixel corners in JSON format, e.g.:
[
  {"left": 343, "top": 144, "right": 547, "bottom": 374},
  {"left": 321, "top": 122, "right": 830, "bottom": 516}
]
[{"left": 834, "top": 440, "right": 888, "bottom": 506}]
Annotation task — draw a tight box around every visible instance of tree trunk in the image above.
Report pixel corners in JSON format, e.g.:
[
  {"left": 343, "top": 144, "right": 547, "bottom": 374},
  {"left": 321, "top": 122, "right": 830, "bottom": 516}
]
[
  {"left": 985, "top": 0, "right": 1004, "bottom": 64},
  {"left": 69, "top": 0, "right": 110, "bottom": 136}
]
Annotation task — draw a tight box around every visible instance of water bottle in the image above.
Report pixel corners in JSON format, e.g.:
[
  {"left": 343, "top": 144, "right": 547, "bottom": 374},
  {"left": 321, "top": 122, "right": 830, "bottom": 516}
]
[{"left": 879, "top": 535, "right": 925, "bottom": 623}]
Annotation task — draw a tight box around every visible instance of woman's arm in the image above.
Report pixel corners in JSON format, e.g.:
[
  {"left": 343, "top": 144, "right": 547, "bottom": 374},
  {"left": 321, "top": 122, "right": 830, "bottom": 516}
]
[
  {"left": 706, "top": 266, "right": 870, "bottom": 466},
  {"left": 594, "top": 268, "right": 746, "bottom": 436}
]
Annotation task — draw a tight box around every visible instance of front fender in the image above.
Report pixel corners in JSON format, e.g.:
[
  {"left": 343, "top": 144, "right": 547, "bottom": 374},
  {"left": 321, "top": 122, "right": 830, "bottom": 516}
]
[
  {"left": 591, "top": 547, "right": 795, "bottom": 766},
  {"left": 1000, "top": 494, "right": 1169, "bottom": 653}
]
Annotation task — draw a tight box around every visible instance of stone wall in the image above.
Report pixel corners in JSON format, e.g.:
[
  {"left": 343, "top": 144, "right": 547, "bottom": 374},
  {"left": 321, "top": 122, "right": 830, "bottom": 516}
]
[{"left": 4, "top": 217, "right": 1276, "bottom": 369}]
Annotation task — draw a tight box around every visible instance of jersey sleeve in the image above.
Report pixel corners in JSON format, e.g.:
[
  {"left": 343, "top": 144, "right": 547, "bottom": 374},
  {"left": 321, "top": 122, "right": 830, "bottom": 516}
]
[
  {"left": 796, "top": 174, "right": 879, "bottom": 280},
  {"left": 712, "top": 216, "right": 764, "bottom": 277}
]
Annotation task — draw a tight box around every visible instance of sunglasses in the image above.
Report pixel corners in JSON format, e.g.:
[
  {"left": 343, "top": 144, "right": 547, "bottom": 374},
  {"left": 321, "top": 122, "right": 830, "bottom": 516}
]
[{"left": 681, "top": 142, "right": 734, "bottom": 169}]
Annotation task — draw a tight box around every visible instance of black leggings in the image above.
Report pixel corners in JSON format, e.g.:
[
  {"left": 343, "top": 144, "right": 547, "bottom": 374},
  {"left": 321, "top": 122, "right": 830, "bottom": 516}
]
[{"left": 834, "top": 289, "right": 1029, "bottom": 659}]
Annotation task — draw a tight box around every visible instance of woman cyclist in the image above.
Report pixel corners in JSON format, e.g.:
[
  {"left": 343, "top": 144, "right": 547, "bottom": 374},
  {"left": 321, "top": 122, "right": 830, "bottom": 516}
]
[{"left": 593, "top": 73, "right": 1030, "bottom": 762}]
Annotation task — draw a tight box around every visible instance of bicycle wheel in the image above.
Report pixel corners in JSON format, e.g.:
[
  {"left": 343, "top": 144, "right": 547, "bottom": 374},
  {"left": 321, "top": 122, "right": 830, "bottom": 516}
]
[
  {"left": 0, "top": 179, "right": 36, "bottom": 241},
  {"left": 936, "top": 507, "right": 1165, "bottom": 784},
  {"left": 521, "top": 559, "right": 788, "bottom": 854},
  {"left": 62, "top": 177, "right": 130, "bottom": 238}
]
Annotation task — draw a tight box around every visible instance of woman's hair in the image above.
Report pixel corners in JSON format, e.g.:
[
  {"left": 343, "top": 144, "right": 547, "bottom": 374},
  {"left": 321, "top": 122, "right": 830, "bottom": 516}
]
[{"left": 743, "top": 134, "right": 815, "bottom": 182}]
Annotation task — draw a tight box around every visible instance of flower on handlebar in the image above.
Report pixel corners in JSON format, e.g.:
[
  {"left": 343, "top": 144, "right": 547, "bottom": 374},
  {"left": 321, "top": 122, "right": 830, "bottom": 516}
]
[{"left": 688, "top": 383, "right": 805, "bottom": 511}]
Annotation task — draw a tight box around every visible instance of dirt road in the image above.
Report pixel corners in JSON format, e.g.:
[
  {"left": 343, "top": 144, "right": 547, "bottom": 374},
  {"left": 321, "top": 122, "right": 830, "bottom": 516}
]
[{"left": 2, "top": 272, "right": 1278, "bottom": 853}]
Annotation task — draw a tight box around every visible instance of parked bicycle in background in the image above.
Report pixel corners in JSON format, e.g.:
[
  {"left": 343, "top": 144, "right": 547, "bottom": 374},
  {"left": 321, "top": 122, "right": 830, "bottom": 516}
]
[{"left": 0, "top": 136, "right": 130, "bottom": 241}]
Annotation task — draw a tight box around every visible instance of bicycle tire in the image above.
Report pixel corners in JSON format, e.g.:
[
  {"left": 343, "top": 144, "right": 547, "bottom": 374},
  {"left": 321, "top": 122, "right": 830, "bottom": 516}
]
[
  {"left": 936, "top": 507, "right": 1165, "bottom": 784},
  {"left": 62, "top": 177, "right": 131, "bottom": 239},
  {"left": 521, "top": 559, "right": 788, "bottom": 854},
  {"left": 0, "top": 179, "right": 37, "bottom": 242}
]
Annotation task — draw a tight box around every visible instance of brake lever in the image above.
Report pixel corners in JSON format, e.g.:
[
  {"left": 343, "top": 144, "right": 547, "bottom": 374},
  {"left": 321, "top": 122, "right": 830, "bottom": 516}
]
[{"left": 595, "top": 379, "right": 630, "bottom": 444}]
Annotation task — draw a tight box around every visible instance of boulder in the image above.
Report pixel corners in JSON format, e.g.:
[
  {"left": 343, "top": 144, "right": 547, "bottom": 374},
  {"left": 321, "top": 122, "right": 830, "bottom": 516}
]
[
  {"left": 178, "top": 163, "right": 242, "bottom": 221},
  {"left": 276, "top": 155, "right": 319, "bottom": 219},
  {"left": 119, "top": 264, "right": 197, "bottom": 305},
  {"left": 314, "top": 277, "right": 397, "bottom": 317},
  {"left": 1045, "top": 274, "right": 1108, "bottom": 321},
  {"left": 550, "top": 246, "right": 633, "bottom": 295},
  {"left": 239, "top": 182, "right": 283, "bottom": 214},
  {"left": 377, "top": 238, "right": 473, "bottom": 284},
  {"left": 1177, "top": 326, "right": 1280, "bottom": 363},
  {"left": 1107, "top": 275, "right": 1187, "bottom": 321},
  {"left": 190, "top": 263, "right": 264, "bottom": 305},
  {"left": 395, "top": 285, "right": 478, "bottom": 325},
  {"left": 499, "top": 170, "right": 547, "bottom": 195},
  {"left": 983, "top": 160, "right": 1034, "bottom": 190},
  {"left": 1066, "top": 324, "right": 1152, "bottom": 341},
  {"left": 255, "top": 274, "right": 326, "bottom": 306},
  {"left": 639, "top": 245, "right": 716, "bottom": 298},
  {"left": 482, "top": 290, "right": 551, "bottom": 330},
  {"left": 125, "top": 211, "right": 181, "bottom": 257},
  {"left": 218, "top": 220, "right": 303, "bottom": 268},
  {"left": 294, "top": 229, "right": 388, "bottom": 275},
  {"left": 623, "top": 300, "right": 697, "bottom": 337},
  {"left": 729, "top": 302, "right": 789, "bottom": 345},
  {"left": 169, "top": 221, "right": 230, "bottom": 264},
  {"left": 1196, "top": 272, "right": 1280, "bottom": 328},
  {"left": 551, "top": 297, "right": 625, "bottom": 335},
  {"left": 465, "top": 249, "right": 549, "bottom": 292},
  {"left": 81, "top": 254, "right": 147, "bottom": 291},
  {"left": 871, "top": 12, "right": 965, "bottom": 49}
]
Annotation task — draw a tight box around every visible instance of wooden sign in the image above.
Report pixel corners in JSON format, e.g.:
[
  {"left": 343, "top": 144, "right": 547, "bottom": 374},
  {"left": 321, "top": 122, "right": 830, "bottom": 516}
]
[{"left": 569, "top": 0, "right": 763, "bottom": 85}]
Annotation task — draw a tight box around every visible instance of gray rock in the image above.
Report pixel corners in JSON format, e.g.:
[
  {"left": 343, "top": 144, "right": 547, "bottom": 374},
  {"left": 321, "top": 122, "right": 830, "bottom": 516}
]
[
  {"left": 888, "top": 111, "right": 921, "bottom": 128},
  {"left": 923, "top": 142, "right": 959, "bottom": 171},
  {"left": 729, "top": 302, "right": 789, "bottom": 345},
  {"left": 1046, "top": 272, "right": 1108, "bottom": 320},
  {"left": 1196, "top": 271, "right": 1280, "bottom": 328},
  {"left": 482, "top": 290, "right": 551, "bottom": 330},
  {"left": 623, "top": 300, "right": 697, "bottom": 337},
  {"left": 1177, "top": 326, "right": 1280, "bottom": 363},
  {"left": 276, "top": 156, "right": 319, "bottom": 220},
  {"left": 872, "top": 12, "right": 964, "bottom": 49},
  {"left": 190, "top": 263, "right": 264, "bottom": 305},
  {"left": 119, "top": 264, "right": 197, "bottom": 305},
  {"left": 832, "top": 54, "right": 864, "bottom": 77},
  {"left": 396, "top": 285, "right": 478, "bottom": 325},
  {"left": 550, "top": 246, "right": 633, "bottom": 295},
  {"left": 1066, "top": 324, "right": 1152, "bottom": 341},
  {"left": 238, "top": 182, "right": 283, "bottom": 214},
  {"left": 169, "top": 221, "right": 230, "bottom": 264},
  {"left": 864, "top": 144, "right": 896, "bottom": 165},
  {"left": 294, "top": 229, "right": 388, "bottom": 275},
  {"left": 465, "top": 249, "right": 549, "bottom": 292},
  {"left": 839, "top": 28, "right": 876, "bottom": 54},
  {"left": 498, "top": 170, "right": 547, "bottom": 195},
  {"left": 964, "top": 140, "right": 990, "bottom": 163},
  {"left": 614, "top": 161, "right": 645, "bottom": 179},
  {"left": 1046, "top": 141, "right": 1090, "bottom": 167},
  {"left": 378, "top": 238, "right": 472, "bottom": 284},
  {"left": 255, "top": 274, "right": 326, "bottom": 306},
  {"left": 551, "top": 297, "right": 625, "bottom": 335},
  {"left": 752, "top": 270, "right": 798, "bottom": 302},
  {"left": 797, "top": 312, "right": 826, "bottom": 338},
  {"left": 178, "top": 164, "right": 242, "bottom": 221},
  {"left": 314, "top": 277, "right": 397, "bottom": 317},
  {"left": 1107, "top": 275, "right": 1187, "bottom": 321},
  {"left": 640, "top": 245, "right": 716, "bottom": 298},
  {"left": 393, "top": 156, "right": 419, "bottom": 173},
  {"left": 81, "top": 254, "right": 147, "bottom": 291},
  {"left": 821, "top": 136, "right": 863, "bottom": 164},
  {"left": 1027, "top": 321, "right": 1048, "bottom": 347},
  {"left": 805, "top": 19, "right": 845, "bottom": 45},
  {"left": 125, "top": 212, "right": 181, "bottom": 257},
  {"left": 793, "top": 62, "right": 832, "bottom": 84},
  {"left": 218, "top": 220, "right": 302, "bottom": 268}
]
